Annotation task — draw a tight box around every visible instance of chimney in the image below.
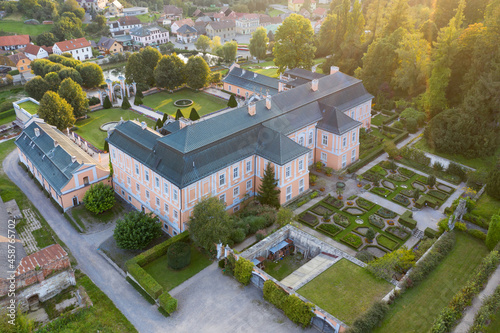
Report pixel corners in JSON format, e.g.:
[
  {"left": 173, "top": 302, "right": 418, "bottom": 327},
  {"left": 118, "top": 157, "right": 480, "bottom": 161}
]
[
  {"left": 311, "top": 79, "right": 319, "bottom": 92},
  {"left": 248, "top": 103, "right": 256, "bottom": 116},
  {"left": 71, "top": 156, "right": 76, "bottom": 163},
  {"left": 266, "top": 95, "right": 271, "bottom": 110},
  {"left": 330, "top": 66, "right": 339, "bottom": 75},
  {"left": 34, "top": 128, "right": 40, "bottom": 137},
  {"left": 278, "top": 81, "right": 284, "bottom": 92},
  {"left": 54, "top": 140, "right": 59, "bottom": 148},
  {"left": 178, "top": 117, "right": 192, "bottom": 129},
  {"left": 141, "top": 121, "right": 147, "bottom": 130}
]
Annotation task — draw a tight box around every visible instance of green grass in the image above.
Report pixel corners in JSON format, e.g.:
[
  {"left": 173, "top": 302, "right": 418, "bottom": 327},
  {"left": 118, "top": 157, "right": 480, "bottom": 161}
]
[
  {"left": 414, "top": 137, "right": 500, "bottom": 170},
  {"left": 31, "top": 228, "right": 55, "bottom": 249},
  {"left": 375, "top": 232, "right": 489, "bottom": 333},
  {"left": 136, "top": 13, "right": 160, "bottom": 23},
  {"left": 0, "top": 113, "right": 16, "bottom": 126},
  {"left": 472, "top": 194, "right": 500, "bottom": 220},
  {"left": 142, "top": 89, "right": 227, "bottom": 118},
  {"left": 74, "top": 108, "right": 155, "bottom": 150},
  {"left": 376, "top": 234, "right": 399, "bottom": 250},
  {"left": 143, "top": 245, "right": 211, "bottom": 292},
  {"left": 39, "top": 274, "right": 137, "bottom": 332},
  {"left": 268, "top": 9, "right": 284, "bottom": 17},
  {"left": 486, "top": 310, "right": 500, "bottom": 333},
  {"left": 18, "top": 101, "right": 39, "bottom": 115},
  {"left": 263, "top": 253, "right": 308, "bottom": 281},
  {"left": 298, "top": 259, "right": 392, "bottom": 325},
  {"left": 0, "top": 21, "right": 53, "bottom": 36},
  {"left": 70, "top": 198, "right": 127, "bottom": 229},
  {"left": 371, "top": 114, "right": 387, "bottom": 127}
]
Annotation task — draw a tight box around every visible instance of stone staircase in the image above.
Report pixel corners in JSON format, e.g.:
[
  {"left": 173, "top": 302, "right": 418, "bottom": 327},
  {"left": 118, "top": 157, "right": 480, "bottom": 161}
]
[{"left": 412, "top": 228, "right": 424, "bottom": 240}]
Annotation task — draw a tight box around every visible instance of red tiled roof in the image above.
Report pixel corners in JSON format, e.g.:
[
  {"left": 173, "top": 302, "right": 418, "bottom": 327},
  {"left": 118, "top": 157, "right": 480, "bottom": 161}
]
[
  {"left": 15, "top": 244, "right": 68, "bottom": 276},
  {"left": 0, "top": 35, "right": 30, "bottom": 47},
  {"left": 55, "top": 38, "right": 91, "bottom": 51},
  {"left": 172, "top": 18, "right": 194, "bottom": 27},
  {"left": 8, "top": 53, "right": 28, "bottom": 64},
  {"left": 42, "top": 46, "right": 53, "bottom": 54},
  {"left": 24, "top": 43, "right": 41, "bottom": 55},
  {"left": 313, "top": 7, "right": 327, "bottom": 15}
]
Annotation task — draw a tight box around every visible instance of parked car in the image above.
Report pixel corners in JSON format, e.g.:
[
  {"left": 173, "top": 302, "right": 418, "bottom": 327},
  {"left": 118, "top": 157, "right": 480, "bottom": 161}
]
[{"left": 97, "top": 55, "right": 104, "bottom": 59}]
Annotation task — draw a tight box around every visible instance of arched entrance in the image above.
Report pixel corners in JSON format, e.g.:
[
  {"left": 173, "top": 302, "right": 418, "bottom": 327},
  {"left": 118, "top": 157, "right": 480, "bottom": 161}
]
[
  {"left": 27, "top": 294, "right": 40, "bottom": 311},
  {"left": 311, "top": 315, "right": 336, "bottom": 333},
  {"left": 250, "top": 272, "right": 265, "bottom": 290}
]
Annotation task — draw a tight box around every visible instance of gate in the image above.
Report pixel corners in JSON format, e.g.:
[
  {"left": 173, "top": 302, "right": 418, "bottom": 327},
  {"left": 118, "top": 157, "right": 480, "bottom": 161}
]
[
  {"left": 250, "top": 273, "right": 265, "bottom": 290},
  {"left": 312, "top": 316, "right": 336, "bottom": 333}
]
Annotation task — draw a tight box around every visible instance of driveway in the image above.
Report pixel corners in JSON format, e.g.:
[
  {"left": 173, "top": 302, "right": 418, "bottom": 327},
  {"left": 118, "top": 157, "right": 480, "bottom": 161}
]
[{"left": 4, "top": 151, "right": 313, "bottom": 332}]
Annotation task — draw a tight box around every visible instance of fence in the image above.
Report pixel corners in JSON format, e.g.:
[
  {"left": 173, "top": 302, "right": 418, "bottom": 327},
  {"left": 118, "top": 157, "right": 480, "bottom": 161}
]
[{"left": 70, "top": 131, "right": 106, "bottom": 155}]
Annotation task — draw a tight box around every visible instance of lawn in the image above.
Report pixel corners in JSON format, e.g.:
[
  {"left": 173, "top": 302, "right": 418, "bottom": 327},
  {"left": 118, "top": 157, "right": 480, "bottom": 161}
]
[
  {"left": 472, "top": 194, "right": 500, "bottom": 220},
  {"left": 143, "top": 245, "right": 211, "bottom": 291},
  {"left": 142, "top": 89, "right": 227, "bottom": 118},
  {"left": 70, "top": 197, "right": 128, "bottom": 232},
  {"left": 486, "top": 310, "right": 500, "bottom": 333},
  {"left": 374, "top": 232, "right": 489, "bottom": 333},
  {"left": 0, "top": 21, "right": 53, "bottom": 36},
  {"left": 74, "top": 108, "right": 155, "bottom": 150},
  {"left": 0, "top": 113, "right": 16, "bottom": 126},
  {"left": 268, "top": 9, "right": 284, "bottom": 17},
  {"left": 414, "top": 137, "right": 500, "bottom": 170},
  {"left": 263, "top": 252, "right": 309, "bottom": 281},
  {"left": 18, "top": 101, "right": 39, "bottom": 115},
  {"left": 298, "top": 259, "right": 393, "bottom": 325},
  {"left": 38, "top": 274, "right": 137, "bottom": 332},
  {"left": 371, "top": 114, "right": 387, "bottom": 127},
  {"left": 136, "top": 13, "right": 160, "bottom": 23}
]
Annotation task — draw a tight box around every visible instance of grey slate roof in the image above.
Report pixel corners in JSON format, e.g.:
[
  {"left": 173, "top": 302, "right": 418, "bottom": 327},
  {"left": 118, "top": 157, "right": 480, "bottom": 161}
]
[
  {"left": 130, "top": 25, "right": 167, "bottom": 37},
  {"left": 177, "top": 24, "right": 197, "bottom": 34},
  {"left": 97, "top": 37, "right": 116, "bottom": 50},
  {"left": 108, "top": 71, "right": 373, "bottom": 188},
  {"left": 15, "top": 122, "right": 96, "bottom": 194},
  {"left": 284, "top": 68, "right": 326, "bottom": 81},
  {"left": 222, "top": 67, "right": 279, "bottom": 96}
]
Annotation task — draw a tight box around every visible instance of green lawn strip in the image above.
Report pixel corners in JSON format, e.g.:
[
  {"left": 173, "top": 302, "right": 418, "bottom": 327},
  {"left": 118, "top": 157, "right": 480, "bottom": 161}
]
[
  {"left": 143, "top": 245, "right": 211, "bottom": 292},
  {"left": 0, "top": 21, "right": 52, "bottom": 35},
  {"left": 371, "top": 114, "right": 388, "bottom": 126},
  {"left": 0, "top": 113, "right": 16, "bottom": 126},
  {"left": 18, "top": 101, "right": 39, "bottom": 115},
  {"left": 263, "top": 253, "right": 308, "bottom": 281},
  {"left": 142, "top": 89, "right": 227, "bottom": 117},
  {"left": 31, "top": 228, "right": 55, "bottom": 249},
  {"left": 268, "top": 9, "right": 284, "bottom": 16},
  {"left": 74, "top": 108, "right": 155, "bottom": 150},
  {"left": 298, "top": 259, "right": 393, "bottom": 325},
  {"left": 472, "top": 194, "right": 500, "bottom": 220},
  {"left": 376, "top": 234, "right": 399, "bottom": 251},
  {"left": 374, "top": 232, "right": 489, "bottom": 333},
  {"left": 71, "top": 199, "right": 126, "bottom": 226},
  {"left": 415, "top": 137, "right": 500, "bottom": 170}
]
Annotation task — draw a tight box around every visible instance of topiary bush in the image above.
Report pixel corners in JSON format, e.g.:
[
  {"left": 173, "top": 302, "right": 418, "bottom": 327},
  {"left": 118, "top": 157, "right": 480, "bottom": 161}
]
[
  {"left": 103, "top": 95, "right": 112, "bottom": 109},
  {"left": 114, "top": 211, "right": 161, "bottom": 250},
  {"left": 82, "top": 183, "right": 115, "bottom": 214},
  {"left": 121, "top": 97, "right": 131, "bottom": 109},
  {"left": 234, "top": 257, "right": 254, "bottom": 285},
  {"left": 167, "top": 241, "right": 191, "bottom": 270},
  {"left": 231, "top": 227, "right": 246, "bottom": 243},
  {"left": 158, "top": 292, "right": 178, "bottom": 314}
]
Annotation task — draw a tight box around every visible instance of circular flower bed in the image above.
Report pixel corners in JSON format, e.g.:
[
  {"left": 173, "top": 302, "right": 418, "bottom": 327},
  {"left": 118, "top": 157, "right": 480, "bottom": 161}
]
[
  {"left": 173, "top": 99, "right": 194, "bottom": 107},
  {"left": 355, "top": 219, "right": 364, "bottom": 224},
  {"left": 100, "top": 121, "right": 119, "bottom": 132}
]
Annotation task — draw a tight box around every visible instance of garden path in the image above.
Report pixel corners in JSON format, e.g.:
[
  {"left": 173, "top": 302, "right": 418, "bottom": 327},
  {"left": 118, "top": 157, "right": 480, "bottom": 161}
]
[
  {"left": 357, "top": 192, "right": 407, "bottom": 216},
  {"left": 128, "top": 99, "right": 162, "bottom": 120},
  {"left": 452, "top": 264, "right": 500, "bottom": 333},
  {"left": 281, "top": 254, "right": 339, "bottom": 290}
]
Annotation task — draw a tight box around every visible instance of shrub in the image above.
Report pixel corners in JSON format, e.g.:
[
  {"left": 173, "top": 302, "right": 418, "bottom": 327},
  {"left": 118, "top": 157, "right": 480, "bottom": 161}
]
[
  {"left": 399, "top": 211, "right": 417, "bottom": 230},
  {"left": 455, "top": 222, "right": 467, "bottom": 231},
  {"left": 347, "top": 301, "right": 390, "bottom": 333},
  {"left": 486, "top": 168, "right": 500, "bottom": 200},
  {"left": 446, "top": 162, "right": 467, "bottom": 181},
  {"left": 167, "top": 241, "right": 191, "bottom": 270},
  {"left": 158, "top": 292, "right": 177, "bottom": 314},
  {"left": 103, "top": 95, "right": 111, "bottom": 109},
  {"left": 486, "top": 215, "right": 500, "bottom": 250},
  {"left": 356, "top": 250, "right": 375, "bottom": 263},
  {"left": 283, "top": 295, "right": 314, "bottom": 327},
  {"left": 463, "top": 213, "right": 489, "bottom": 229},
  {"left": 82, "top": 183, "right": 115, "bottom": 214},
  {"left": 424, "top": 227, "right": 438, "bottom": 239},
  {"left": 227, "top": 94, "right": 237, "bottom": 107},
  {"left": 406, "top": 118, "right": 418, "bottom": 133},
  {"left": 218, "top": 259, "right": 225, "bottom": 268},
  {"left": 467, "top": 229, "right": 487, "bottom": 240},
  {"left": 263, "top": 280, "right": 288, "bottom": 309},
  {"left": 121, "top": 97, "right": 131, "bottom": 109},
  {"left": 245, "top": 216, "right": 268, "bottom": 234},
  {"left": 365, "top": 227, "right": 376, "bottom": 240},
  {"left": 88, "top": 96, "right": 100, "bottom": 105},
  {"left": 427, "top": 175, "right": 436, "bottom": 187},
  {"left": 133, "top": 94, "right": 143, "bottom": 106},
  {"left": 318, "top": 223, "right": 341, "bottom": 237},
  {"left": 126, "top": 264, "right": 163, "bottom": 298},
  {"left": 234, "top": 257, "right": 254, "bottom": 285},
  {"left": 470, "top": 284, "right": 500, "bottom": 333},
  {"left": 231, "top": 227, "right": 246, "bottom": 243},
  {"left": 114, "top": 211, "right": 161, "bottom": 250},
  {"left": 433, "top": 162, "right": 444, "bottom": 171}
]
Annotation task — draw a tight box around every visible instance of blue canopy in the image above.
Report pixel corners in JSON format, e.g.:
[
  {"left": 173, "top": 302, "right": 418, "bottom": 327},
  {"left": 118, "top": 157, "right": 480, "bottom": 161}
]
[
  {"left": 251, "top": 258, "right": 261, "bottom": 266},
  {"left": 269, "top": 240, "right": 290, "bottom": 254}
]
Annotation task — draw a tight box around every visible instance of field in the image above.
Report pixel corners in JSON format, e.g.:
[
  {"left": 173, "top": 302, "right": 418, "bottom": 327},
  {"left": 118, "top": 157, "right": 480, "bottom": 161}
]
[
  {"left": 18, "top": 101, "right": 39, "bottom": 115},
  {"left": 374, "top": 232, "right": 489, "bottom": 332},
  {"left": 298, "top": 259, "right": 393, "bottom": 325},
  {"left": 143, "top": 245, "right": 211, "bottom": 292},
  {"left": 142, "top": 89, "right": 227, "bottom": 118},
  {"left": 74, "top": 108, "right": 156, "bottom": 150},
  {"left": 0, "top": 21, "right": 53, "bottom": 36},
  {"left": 268, "top": 9, "right": 284, "bottom": 17},
  {"left": 414, "top": 137, "right": 500, "bottom": 170}
]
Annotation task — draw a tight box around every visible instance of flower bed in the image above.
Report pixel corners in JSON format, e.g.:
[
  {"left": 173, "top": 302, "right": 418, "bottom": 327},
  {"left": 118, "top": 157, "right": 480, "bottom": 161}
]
[
  {"left": 333, "top": 214, "right": 350, "bottom": 228},
  {"left": 398, "top": 167, "right": 415, "bottom": 178},
  {"left": 340, "top": 233, "right": 363, "bottom": 249},
  {"left": 386, "top": 226, "right": 410, "bottom": 240},
  {"left": 412, "top": 181, "right": 426, "bottom": 191},
  {"left": 372, "top": 187, "right": 392, "bottom": 196},
  {"left": 427, "top": 190, "right": 448, "bottom": 201},
  {"left": 369, "top": 165, "right": 388, "bottom": 177},
  {"left": 343, "top": 207, "right": 365, "bottom": 216},
  {"left": 382, "top": 180, "right": 396, "bottom": 190},
  {"left": 369, "top": 214, "right": 385, "bottom": 229},
  {"left": 376, "top": 234, "right": 399, "bottom": 250},
  {"left": 362, "top": 172, "right": 381, "bottom": 183},
  {"left": 323, "top": 195, "right": 344, "bottom": 209},
  {"left": 356, "top": 197, "right": 376, "bottom": 210},
  {"left": 392, "top": 194, "right": 411, "bottom": 206},
  {"left": 387, "top": 174, "right": 408, "bottom": 182},
  {"left": 437, "top": 183, "right": 454, "bottom": 194},
  {"left": 310, "top": 204, "right": 333, "bottom": 217},
  {"left": 353, "top": 227, "right": 369, "bottom": 236},
  {"left": 298, "top": 212, "right": 319, "bottom": 227},
  {"left": 376, "top": 207, "right": 398, "bottom": 219},
  {"left": 317, "top": 223, "right": 342, "bottom": 237},
  {"left": 400, "top": 189, "right": 416, "bottom": 197}
]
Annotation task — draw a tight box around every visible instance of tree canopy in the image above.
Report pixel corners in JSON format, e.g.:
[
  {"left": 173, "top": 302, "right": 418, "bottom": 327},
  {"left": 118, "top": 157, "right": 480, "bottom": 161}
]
[
  {"left": 249, "top": 27, "right": 269, "bottom": 62},
  {"left": 38, "top": 91, "right": 75, "bottom": 130},
  {"left": 154, "top": 54, "right": 185, "bottom": 91},
  {"left": 58, "top": 77, "right": 89, "bottom": 118},
  {"left": 184, "top": 56, "right": 210, "bottom": 90}
]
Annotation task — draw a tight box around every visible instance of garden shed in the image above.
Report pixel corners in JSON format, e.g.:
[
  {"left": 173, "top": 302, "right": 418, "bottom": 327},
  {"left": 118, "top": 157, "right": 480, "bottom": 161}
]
[{"left": 268, "top": 239, "right": 294, "bottom": 260}]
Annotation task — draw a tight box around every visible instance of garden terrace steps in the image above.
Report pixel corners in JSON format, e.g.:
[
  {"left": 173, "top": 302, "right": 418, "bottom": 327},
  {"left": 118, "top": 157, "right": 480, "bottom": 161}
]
[{"left": 280, "top": 253, "right": 340, "bottom": 290}]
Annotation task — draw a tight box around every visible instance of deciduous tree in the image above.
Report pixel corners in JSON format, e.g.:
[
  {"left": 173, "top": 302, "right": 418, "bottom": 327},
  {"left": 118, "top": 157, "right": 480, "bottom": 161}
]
[
  {"left": 486, "top": 168, "right": 500, "bottom": 201},
  {"left": 25, "top": 75, "right": 49, "bottom": 101},
  {"left": 194, "top": 35, "right": 211, "bottom": 53},
  {"left": 58, "top": 77, "right": 88, "bottom": 118},
  {"left": 114, "top": 211, "right": 161, "bottom": 250},
  {"left": 83, "top": 183, "right": 115, "bottom": 214},
  {"left": 77, "top": 62, "right": 104, "bottom": 88},
  {"left": 249, "top": 27, "right": 269, "bottom": 62},
  {"left": 154, "top": 54, "right": 185, "bottom": 91},
  {"left": 486, "top": 215, "right": 500, "bottom": 250},
  {"left": 44, "top": 72, "right": 61, "bottom": 91},
  {"left": 38, "top": 91, "right": 75, "bottom": 130},
  {"left": 184, "top": 56, "right": 210, "bottom": 90}
]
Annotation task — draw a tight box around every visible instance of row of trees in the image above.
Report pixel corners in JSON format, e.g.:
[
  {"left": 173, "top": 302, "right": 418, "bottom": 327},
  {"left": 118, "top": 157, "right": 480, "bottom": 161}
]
[{"left": 194, "top": 35, "right": 239, "bottom": 63}]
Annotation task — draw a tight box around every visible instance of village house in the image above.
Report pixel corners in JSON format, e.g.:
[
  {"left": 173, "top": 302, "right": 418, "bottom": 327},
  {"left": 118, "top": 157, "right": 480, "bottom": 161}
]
[
  {"left": 107, "top": 68, "right": 372, "bottom": 236},
  {"left": 7, "top": 53, "right": 31, "bottom": 73},
  {"left": 76, "top": 0, "right": 106, "bottom": 11},
  {"left": 163, "top": 5, "right": 183, "bottom": 20},
  {"left": 15, "top": 120, "right": 111, "bottom": 212},
  {"left": 130, "top": 25, "right": 169, "bottom": 46},
  {"left": 23, "top": 44, "right": 50, "bottom": 60},
  {"left": 107, "top": 16, "right": 142, "bottom": 36},
  {"left": 288, "top": 0, "right": 316, "bottom": 12},
  {"left": 97, "top": 37, "right": 123, "bottom": 54},
  {"left": 223, "top": 65, "right": 280, "bottom": 98},
  {"left": 312, "top": 7, "right": 328, "bottom": 19},
  {"left": 170, "top": 18, "right": 195, "bottom": 35},
  {"left": 53, "top": 37, "right": 92, "bottom": 61},
  {"left": 123, "top": 6, "right": 148, "bottom": 16},
  {"left": 176, "top": 25, "right": 198, "bottom": 43},
  {"left": 235, "top": 14, "right": 260, "bottom": 35},
  {"left": 0, "top": 34, "right": 30, "bottom": 51},
  {"left": 108, "top": 0, "right": 123, "bottom": 16},
  {"left": 205, "top": 20, "right": 236, "bottom": 39}
]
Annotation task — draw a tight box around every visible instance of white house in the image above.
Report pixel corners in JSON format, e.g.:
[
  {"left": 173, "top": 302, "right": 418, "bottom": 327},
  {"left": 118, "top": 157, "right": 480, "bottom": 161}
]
[
  {"left": 123, "top": 7, "right": 148, "bottom": 16},
  {"left": 176, "top": 25, "right": 197, "bottom": 43},
  {"left": 107, "top": 16, "right": 142, "bottom": 35},
  {"left": 24, "top": 44, "right": 49, "bottom": 60},
  {"left": 76, "top": 0, "right": 106, "bottom": 11},
  {"left": 53, "top": 38, "right": 92, "bottom": 61},
  {"left": 129, "top": 25, "right": 169, "bottom": 46},
  {"left": 170, "top": 18, "right": 194, "bottom": 35}
]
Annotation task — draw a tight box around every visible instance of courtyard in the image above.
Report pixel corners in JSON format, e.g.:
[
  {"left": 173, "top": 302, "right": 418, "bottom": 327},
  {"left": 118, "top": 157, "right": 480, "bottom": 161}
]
[
  {"left": 141, "top": 89, "right": 227, "bottom": 118},
  {"left": 74, "top": 108, "right": 156, "bottom": 150},
  {"left": 18, "top": 100, "right": 39, "bottom": 115}
]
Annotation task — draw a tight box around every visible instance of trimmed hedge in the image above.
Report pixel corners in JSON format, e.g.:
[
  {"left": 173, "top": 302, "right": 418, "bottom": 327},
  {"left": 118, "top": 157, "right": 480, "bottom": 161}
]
[
  {"left": 431, "top": 250, "right": 500, "bottom": 332},
  {"left": 263, "top": 280, "right": 288, "bottom": 309},
  {"left": 467, "top": 229, "right": 487, "bottom": 240},
  {"left": 347, "top": 146, "right": 385, "bottom": 173},
  {"left": 415, "top": 195, "right": 439, "bottom": 209},
  {"left": 317, "top": 223, "right": 342, "bottom": 238},
  {"left": 127, "top": 264, "right": 163, "bottom": 299},
  {"left": 235, "top": 257, "right": 254, "bottom": 285},
  {"left": 125, "top": 276, "right": 155, "bottom": 305},
  {"left": 128, "top": 231, "right": 190, "bottom": 267},
  {"left": 0, "top": 108, "right": 15, "bottom": 119},
  {"left": 463, "top": 213, "right": 489, "bottom": 229},
  {"left": 424, "top": 227, "right": 438, "bottom": 239},
  {"left": 382, "top": 113, "right": 398, "bottom": 125},
  {"left": 398, "top": 211, "right": 417, "bottom": 230},
  {"left": 347, "top": 301, "right": 390, "bottom": 333},
  {"left": 158, "top": 291, "right": 178, "bottom": 314}
]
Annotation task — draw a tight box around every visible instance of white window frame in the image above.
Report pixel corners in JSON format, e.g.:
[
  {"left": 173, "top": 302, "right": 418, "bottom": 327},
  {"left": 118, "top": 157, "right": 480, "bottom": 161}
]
[
  {"left": 173, "top": 188, "right": 178, "bottom": 201},
  {"left": 136, "top": 183, "right": 140, "bottom": 192},
  {"left": 155, "top": 176, "right": 160, "bottom": 189},
  {"left": 299, "top": 178, "right": 304, "bottom": 193},
  {"left": 286, "top": 185, "right": 292, "bottom": 201},
  {"left": 298, "top": 159, "right": 304, "bottom": 172},
  {"left": 352, "top": 131, "right": 356, "bottom": 143},
  {"left": 342, "top": 155, "right": 347, "bottom": 168},
  {"left": 219, "top": 173, "right": 225, "bottom": 186},
  {"left": 298, "top": 136, "right": 304, "bottom": 146},
  {"left": 146, "top": 190, "right": 150, "bottom": 199},
  {"left": 285, "top": 165, "right": 291, "bottom": 178},
  {"left": 343, "top": 136, "right": 347, "bottom": 148},
  {"left": 164, "top": 183, "right": 169, "bottom": 197},
  {"left": 127, "top": 176, "right": 131, "bottom": 186},
  {"left": 308, "top": 131, "right": 313, "bottom": 145},
  {"left": 351, "top": 149, "right": 356, "bottom": 162},
  {"left": 155, "top": 197, "right": 160, "bottom": 206},
  {"left": 322, "top": 134, "right": 328, "bottom": 146},
  {"left": 145, "top": 170, "right": 149, "bottom": 182},
  {"left": 135, "top": 163, "right": 139, "bottom": 175},
  {"left": 246, "top": 160, "right": 251, "bottom": 172},
  {"left": 246, "top": 179, "right": 252, "bottom": 190},
  {"left": 233, "top": 186, "right": 239, "bottom": 196},
  {"left": 164, "top": 203, "right": 169, "bottom": 213},
  {"left": 233, "top": 167, "right": 239, "bottom": 179},
  {"left": 321, "top": 152, "right": 327, "bottom": 162},
  {"left": 219, "top": 193, "right": 226, "bottom": 203},
  {"left": 173, "top": 210, "right": 178, "bottom": 219}
]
